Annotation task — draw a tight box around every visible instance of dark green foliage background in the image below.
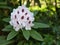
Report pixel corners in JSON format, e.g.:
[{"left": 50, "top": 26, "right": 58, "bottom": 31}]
[{"left": 0, "top": 0, "right": 60, "bottom": 45}]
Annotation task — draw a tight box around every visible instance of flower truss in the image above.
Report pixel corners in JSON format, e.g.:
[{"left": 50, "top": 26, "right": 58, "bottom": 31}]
[{"left": 9, "top": 5, "right": 34, "bottom": 31}]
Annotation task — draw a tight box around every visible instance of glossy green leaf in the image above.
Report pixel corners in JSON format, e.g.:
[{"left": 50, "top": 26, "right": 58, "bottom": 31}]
[
  {"left": 0, "top": 36, "right": 6, "bottom": 40},
  {"left": 33, "top": 22, "right": 50, "bottom": 28},
  {"left": 2, "top": 18, "right": 10, "bottom": 22},
  {"left": 2, "top": 25, "right": 12, "bottom": 31},
  {"left": 0, "top": 38, "right": 14, "bottom": 45},
  {"left": 0, "top": 40, "right": 14, "bottom": 45},
  {"left": 7, "top": 30, "right": 18, "bottom": 40},
  {"left": 30, "top": 30, "right": 43, "bottom": 41},
  {"left": 22, "top": 30, "right": 30, "bottom": 40}
]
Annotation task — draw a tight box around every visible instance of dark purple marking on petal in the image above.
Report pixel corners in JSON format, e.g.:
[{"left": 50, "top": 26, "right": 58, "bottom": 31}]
[
  {"left": 29, "top": 21, "right": 31, "bottom": 24},
  {"left": 17, "top": 21, "right": 19, "bottom": 24},
  {"left": 22, "top": 9, "right": 24, "bottom": 12},
  {"left": 27, "top": 17, "right": 29, "bottom": 20},
  {"left": 15, "top": 15, "right": 16, "bottom": 19},
  {"left": 25, "top": 13, "right": 27, "bottom": 15},
  {"left": 17, "top": 11, "right": 19, "bottom": 14},
  {"left": 21, "top": 16, "right": 24, "bottom": 19}
]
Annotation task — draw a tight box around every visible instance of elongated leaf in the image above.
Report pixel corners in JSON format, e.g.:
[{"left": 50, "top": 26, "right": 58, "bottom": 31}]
[
  {"left": 7, "top": 30, "right": 18, "bottom": 40},
  {"left": 0, "top": 40, "right": 14, "bottom": 45},
  {"left": 2, "top": 17, "right": 10, "bottom": 22},
  {"left": 33, "top": 22, "right": 50, "bottom": 28},
  {"left": 2, "top": 25, "right": 12, "bottom": 31},
  {"left": 30, "top": 30, "right": 43, "bottom": 41},
  {"left": 0, "top": 37, "right": 14, "bottom": 45},
  {"left": 22, "top": 30, "right": 30, "bottom": 40},
  {"left": 29, "top": 41, "right": 33, "bottom": 45},
  {"left": 0, "top": 36, "right": 6, "bottom": 40},
  {"left": 0, "top": 2, "right": 7, "bottom": 6},
  {"left": 24, "top": 43, "right": 29, "bottom": 45},
  {"left": 17, "top": 41, "right": 23, "bottom": 45}
]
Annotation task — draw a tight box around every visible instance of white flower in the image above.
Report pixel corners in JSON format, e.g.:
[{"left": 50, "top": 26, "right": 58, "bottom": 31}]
[
  {"left": 9, "top": 5, "right": 34, "bottom": 31},
  {"left": 25, "top": 21, "right": 34, "bottom": 30}
]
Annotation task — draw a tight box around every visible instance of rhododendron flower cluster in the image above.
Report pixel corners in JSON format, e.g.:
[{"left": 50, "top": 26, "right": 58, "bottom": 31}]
[{"left": 9, "top": 5, "right": 34, "bottom": 31}]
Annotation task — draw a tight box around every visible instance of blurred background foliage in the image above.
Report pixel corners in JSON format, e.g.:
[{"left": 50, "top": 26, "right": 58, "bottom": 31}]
[{"left": 0, "top": 0, "right": 60, "bottom": 45}]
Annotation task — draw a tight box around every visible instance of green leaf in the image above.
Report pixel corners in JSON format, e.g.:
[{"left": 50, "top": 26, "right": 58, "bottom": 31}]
[
  {"left": 33, "top": 22, "right": 50, "bottom": 28},
  {"left": 0, "top": 37, "right": 14, "bottom": 45},
  {"left": 24, "top": 43, "right": 29, "bottom": 45},
  {"left": 53, "top": 26, "right": 60, "bottom": 33},
  {"left": 30, "top": 30, "right": 43, "bottom": 41},
  {"left": 2, "top": 17, "right": 10, "bottom": 22},
  {"left": 17, "top": 41, "right": 23, "bottom": 45},
  {"left": 22, "top": 30, "right": 30, "bottom": 40},
  {"left": 0, "top": 6, "right": 12, "bottom": 10},
  {"left": 0, "top": 40, "right": 14, "bottom": 45},
  {"left": 33, "top": 11, "right": 38, "bottom": 16},
  {"left": 57, "top": 41, "right": 60, "bottom": 45},
  {"left": 0, "top": 36, "right": 6, "bottom": 40},
  {"left": 2, "top": 25, "right": 12, "bottom": 31},
  {"left": 29, "top": 41, "right": 33, "bottom": 45},
  {"left": 0, "top": 2, "right": 7, "bottom": 6},
  {"left": 7, "top": 30, "right": 18, "bottom": 40}
]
